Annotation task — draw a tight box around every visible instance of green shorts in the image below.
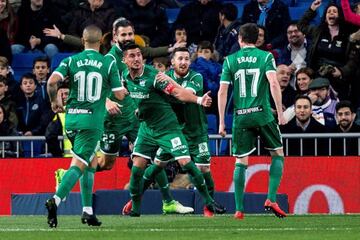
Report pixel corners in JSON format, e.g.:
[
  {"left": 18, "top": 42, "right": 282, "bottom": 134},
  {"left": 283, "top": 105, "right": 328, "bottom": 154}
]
[
  {"left": 232, "top": 120, "right": 283, "bottom": 157},
  {"left": 65, "top": 128, "right": 103, "bottom": 165},
  {"left": 156, "top": 135, "right": 211, "bottom": 165},
  {"left": 133, "top": 123, "right": 190, "bottom": 162},
  {"left": 99, "top": 118, "right": 139, "bottom": 155}
]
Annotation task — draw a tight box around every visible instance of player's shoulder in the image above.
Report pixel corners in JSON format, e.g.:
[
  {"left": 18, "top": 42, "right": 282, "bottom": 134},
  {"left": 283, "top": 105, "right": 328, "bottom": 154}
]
[
  {"left": 144, "top": 64, "right": 159, "bottom": 78},
  {"left": 188, "top": 69, "right": 203, "bottom": 81}
]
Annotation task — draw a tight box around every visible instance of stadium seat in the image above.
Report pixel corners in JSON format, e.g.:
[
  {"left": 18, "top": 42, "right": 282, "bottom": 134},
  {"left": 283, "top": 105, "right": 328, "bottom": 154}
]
[
  {"left": 234, "top": 2, "right": 246, "bottom": 19},
  {"left": 21, "top": 140, "right": 44, "bottom": 158},
  {"left": 166, "top": 8, "right": 180, "bottom": 24},
  {"left": 207, "top": 114, "right": 218, "bottom": 155},
  {"left": 12, "top": 53, "right": 45, "bottom": 82},
  {"left": 51, "top": 53, "right": 73, "bottom": 71},
  {"left": 289, "top": 7, "right": 308, "bottom": 21},
  {"left": 219, "top": 114, "right": 233, "bottom": 155}
]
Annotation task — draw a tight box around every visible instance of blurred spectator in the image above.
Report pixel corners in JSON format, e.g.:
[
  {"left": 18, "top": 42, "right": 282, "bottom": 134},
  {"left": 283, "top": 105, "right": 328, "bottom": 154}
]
[
  {"left": 12, "top": 0, "right": 61, "bottom": 58},
  {"left": 49, "top": 0, "right": 83, "bottom": 27},
  {"left": 152, "top": 56, "right": 170, "bottom": 72},
  {"left": 172, "top": 24, "right": 196, "bottom": 57},
  {"left": 331, "top": 100, "right": 360, "bottom": 155},
  {"left": 67, "top": 0, "right": 117, "bottom": 38},
  {"left": 308, "top": 77, "right": 338, "bottom": 128},
  {"left": 0, "top": 103, "right": 21, "bottom": 157},
  {"left": 298, "top": 0, "right": 355, "bottom": 100},
  {"left": 270, "top": 64, "right": 297, "bottom": 113},
  {"left": 0, "top": 28, "right": 11, "bottom": 62},
  {"left": 190, "top": 41, "right": 221, "bottom": 114},
  {"left": 0, "top": 56, "right": 20, "bottom": 100},
  {"left": 281, "top": 95, "right": 329, "bottom": 156},
  {"left": 15, "top": 73, "right": 52, "bottom": 136},
  {"left": 241, "top": 0, "right": 290, "bottom": 49},
  {"left": 45, "top": 81, "right": 70, "bottom": 157},
  {"left": 119, "top": 0, "right": 170, "bottom": 47},
  {"left": 214, "top": 3, "right": 241, "bottom": 62},
  {"left": 341, "top": 0, "right": 360, "bottom": 26},
  {"left": 32, "top": 56, "right": 50, "bottom": 102},
  {"left": 173, "top": 0, "right": 221, "bottom": 45},
  {"left": 278, "top": 22, "right": 311, "bottom": 87},
  {"left": 295, "top": 67, "right": 314, "bottom": 95},
  {"left": 0, "top": 75, "right": 17, "bottom": 126},
  {"left": 8, "top": 0, "right": 21, "bottom": 13},
  {"left": 0, "top": 0, "right": 18, "bottom": 45}
]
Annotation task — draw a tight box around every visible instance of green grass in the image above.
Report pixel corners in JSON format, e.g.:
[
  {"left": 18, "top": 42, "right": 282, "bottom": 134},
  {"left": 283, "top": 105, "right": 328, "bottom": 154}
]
[{"left": 0, "top": 214, "right": 359, "bottom": 240}]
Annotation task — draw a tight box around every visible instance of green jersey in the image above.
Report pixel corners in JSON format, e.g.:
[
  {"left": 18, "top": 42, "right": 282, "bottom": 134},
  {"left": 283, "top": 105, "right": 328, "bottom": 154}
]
[
  {"left": 54, "top": 49, "right": 123, "bottom": 131},
  {"left": 105, "top": 45, "right": 138, "bottom": 122},
  {"left": 123, "top": 65, "right": 180, "bottom": 132},
  {"left": 220, "top": 46, "right": 276, "bottom": 128},
  {"left": 167, "top": 69, "right": 208, "bottom": 138}
]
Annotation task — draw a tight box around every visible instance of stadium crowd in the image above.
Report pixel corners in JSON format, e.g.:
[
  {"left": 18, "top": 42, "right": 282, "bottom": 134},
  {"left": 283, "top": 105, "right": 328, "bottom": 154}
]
[{"left": 0, "top": 0, "right": 360, "bottom": 157}]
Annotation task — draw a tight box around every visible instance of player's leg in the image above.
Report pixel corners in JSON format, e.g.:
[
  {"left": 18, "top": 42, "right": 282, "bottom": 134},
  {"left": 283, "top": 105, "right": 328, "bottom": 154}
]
[
  {"left": 232, "top": 127, "right": 257, "bottom": 220},
  {"left": 97, "top": 130, "right": 123, "bottom": 171},
  {"left": 260, "top": 121, "right": 286, "bottom": 218},
  {"left": 46, "top": 129, "right": 100, "bottom": 227}
]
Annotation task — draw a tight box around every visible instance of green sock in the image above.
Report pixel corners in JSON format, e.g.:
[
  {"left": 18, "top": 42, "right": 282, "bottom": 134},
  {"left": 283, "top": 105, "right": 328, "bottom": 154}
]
[
  {"left": 203, "top": 172, "right": 215, "bottom": 198},
  {"left": 143, "top": 164, "right": 163, "bottom": 193},
  {"left": 56, "top": 166, "right": 83, "bottom": 200},
  {"left": 80, "top": 167, "right": 95, "bottom": 208},
  {"left": 267, "top": 156, "right": 284, "bottom": 202},
  {"left": 154, "top": 168, "right": 173, "bottom": 203},
  {"left": 182, "top": 161, "right": 213, "bottom": 205},
  {"left": 233, "top": 163, "right": 247, "bottom": 212},
  {"left": 129, "top": 166, "right": 145, "bottom": 214}
]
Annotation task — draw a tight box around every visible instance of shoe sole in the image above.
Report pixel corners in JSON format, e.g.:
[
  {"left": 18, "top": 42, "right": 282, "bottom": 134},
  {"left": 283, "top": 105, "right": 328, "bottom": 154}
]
[{"left": 264, "top": 206, "right": 286, "bottom": 218}]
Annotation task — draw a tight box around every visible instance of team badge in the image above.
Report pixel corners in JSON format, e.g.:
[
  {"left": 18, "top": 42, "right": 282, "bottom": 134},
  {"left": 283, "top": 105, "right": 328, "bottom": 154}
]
[
  {"left": 198, "top": 142, "right": 208, "bottom": 153},
  {"left": 171, "top": 137, "right": 182, "bottom": 148}
]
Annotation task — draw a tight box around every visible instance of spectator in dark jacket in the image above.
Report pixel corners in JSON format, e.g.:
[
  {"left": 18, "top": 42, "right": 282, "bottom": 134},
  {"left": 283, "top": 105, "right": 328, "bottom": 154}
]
[
  {"left": 174, "top": 0, "right": 222, "bottom": 45},
  {"left": 298, "top": 0, "right": 355, "bottom": 100},
  {"left": 331, "top": 100, "right": 360, "bottom": 155},
  {"left": 119, "top": 0, "right": 170, "bottom": 47},
  {"left": 0, "top": 103, "right": 21, "bottom": 157},
  {"left": 0, "top": 75, "right": 17, "bottom": 126},
  {"left": 0, "top": 28, "right": 11, "bottom": 63},
  {"left": 16, "top": 73, "right": 52, "bottom": 136},
  {"left": 241, "top": 0, "right": 290, "bottom": 49},
  {"left": 0, "top": 0, "right": 18, "bottom": 45},
  {"left": 214, "top": 3, "right": 241, "bottom": 62},
  {"left": 0, "top": 56, "right": 21, "bottom": 101},
  {"left": 12, "top": 0, "right": 61, "bottom": 58},
  {"left": 67, "top": 0, "right": 117, "bottom": 38},
  {"left": 281, "top": 95, "right": 330, "bottom": 156}
]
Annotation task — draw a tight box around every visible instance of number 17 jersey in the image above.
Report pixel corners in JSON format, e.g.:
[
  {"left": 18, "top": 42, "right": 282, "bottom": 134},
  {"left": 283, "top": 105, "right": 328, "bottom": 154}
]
[
  {"left": 54, "top": 49, "right": 123, "bottom": 131},
  {"left": 220, "top": 46, "right": 276, "bottom": 128}
]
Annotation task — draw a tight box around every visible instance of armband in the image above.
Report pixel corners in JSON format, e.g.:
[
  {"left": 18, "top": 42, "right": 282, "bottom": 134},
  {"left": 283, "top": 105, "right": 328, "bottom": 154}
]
[
  {"left": 196, "top": 97, "right": 203, "bottom": 105},
  {"left": 164, "top": 82, "right": 175, "bottom": 94}
]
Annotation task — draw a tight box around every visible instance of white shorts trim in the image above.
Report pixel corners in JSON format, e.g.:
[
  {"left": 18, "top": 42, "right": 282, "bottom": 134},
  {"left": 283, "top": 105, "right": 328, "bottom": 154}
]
[
  {"left": 70, "top": 150, "right": 89, "bottom": 166},
  {"left": 132, "top": 152, "right": 152, "bottom": 160},
  {"left": 174, "top": 155, "right": 191, "bottom": 160},
  {"left": 99, "top": 149, "right": 118, "bottom": 156},
  {"left": 233, "top": 147, "right": 256, "bottom": 158}
]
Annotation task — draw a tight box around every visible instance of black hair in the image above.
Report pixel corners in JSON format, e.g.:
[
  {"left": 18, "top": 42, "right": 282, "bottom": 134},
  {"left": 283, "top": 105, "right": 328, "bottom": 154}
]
[
  {"left": 33, "top": 56, "right": 50, "bottom": 68},
  {"left": 171, "top": 47, "right": 190, "bottom": 58},
  {"left": 239, "top": 23, "right": 258, "bottom": 44},
  {"left": 0, "top": 75, "right": 8, "bottom": 85},
  {"left": 220, "top": 3, "right": 238, "bottom": 21},
  {"left": 336, "top": 100, "right": 354, "bottom": 113},
  {"left": 294, "top": 95, "right": 312, "bottom": 107},
  {"left": 197, "top": 41, "right": 214, "bottom": 52},
  {"left": 121, "top": 41, "right": 140, "bottom": 52},
  {"left": 20, "top": 73, "right": 35, "bottom": 85}
]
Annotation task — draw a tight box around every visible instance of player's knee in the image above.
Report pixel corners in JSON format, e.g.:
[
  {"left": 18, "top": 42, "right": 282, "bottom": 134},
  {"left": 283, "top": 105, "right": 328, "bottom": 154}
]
[
  {"left": 236, "top": 157, "right": 248, "bottom": 166},
  {"left": 177, "top": 158, "right": 190, "bottom": 167},
  {"left": 132, "top": 156, "right": 147, "bottom": 169},
  {"left": 197, "top": 165, "right": 210, "bottom": 173},
  {"left": 270, "top": 149, "right": 284, "bottom": 157}
]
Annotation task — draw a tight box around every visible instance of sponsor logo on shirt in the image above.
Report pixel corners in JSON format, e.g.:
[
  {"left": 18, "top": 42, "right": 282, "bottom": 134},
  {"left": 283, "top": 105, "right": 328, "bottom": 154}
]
[
  {"left": 235, "top": 106, "right": 263, "bottom": 115},
  {"left": 170, "top": 137, "right": 187, "bottom": 152},
  {"left": 68, "top": 108, "right": 93, "bottom": 114},
  {"left": 130, "top": 92, "right": 149, "bottom": 99}
]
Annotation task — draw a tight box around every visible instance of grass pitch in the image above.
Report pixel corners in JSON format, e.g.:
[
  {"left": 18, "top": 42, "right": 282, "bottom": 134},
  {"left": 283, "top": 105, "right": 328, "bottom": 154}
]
[{"left": 0, "top": 214, "right": 359, "bottom": 240}]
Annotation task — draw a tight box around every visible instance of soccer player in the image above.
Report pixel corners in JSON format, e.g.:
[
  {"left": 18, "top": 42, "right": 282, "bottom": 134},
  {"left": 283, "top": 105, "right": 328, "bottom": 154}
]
[
  {"left": 155, "top": 47, "right": 220, "bottom": 217},
  {"left": 45, "top": 25, "right": 127, "bottom": 228},
  {"left": 218, "top": 23, "right": 287, "bottom": 220},
  {"left": 122, "top": 42, "right": 225, "bottom": 217}
]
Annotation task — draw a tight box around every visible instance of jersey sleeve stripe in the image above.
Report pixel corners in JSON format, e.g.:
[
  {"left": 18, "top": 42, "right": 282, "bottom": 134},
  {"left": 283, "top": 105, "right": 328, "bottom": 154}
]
[
  {"left": 52, "top": 71, "right": 64, "bottom": 80},
  {"left": 105, "top": 53, "right": 116, "bottom": 62},
  {"left": 264, "top": 52, "right": 271, "bottom": 62},
  {"left": 108, "top": 60, "right": 116, "bottom": 75},
  {"left": 220, "top": 80, "right": 230, "bottom": 84},
  {"left": 189, "top": 73, "right": 202, "bottom": 81},
  {"left": 112, "top": 86, "right": 126, "bottom": 92},
  {"left": 225, "top": 57, "right": 231, "bottom": 69}
]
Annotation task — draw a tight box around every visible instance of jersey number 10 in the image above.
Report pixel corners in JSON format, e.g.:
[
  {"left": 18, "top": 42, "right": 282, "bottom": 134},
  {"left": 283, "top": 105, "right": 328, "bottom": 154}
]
[
  {"left": 235, "top": 68, "right": 260, "bottom": 98},
  {"left": 74, "top": 71, "right": 103, "bottom": 102}
]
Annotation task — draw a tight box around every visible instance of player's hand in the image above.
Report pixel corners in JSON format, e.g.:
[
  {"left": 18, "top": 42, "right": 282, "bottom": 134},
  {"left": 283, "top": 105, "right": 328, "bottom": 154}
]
[
  {"left": 168, "top": 41, "right": 187, "bottom": 53},
  {"left": 51, "top": 101, "right": 64, "bottom": 113},
  {"left": 308, "top": 92, "right": 318, "bottom": 104},
  {"left": 219, "top": 123, "right": 227, "bottom": 137},
  {"left": 29, "top": 35, "right": 40, "bottom": 49},
  {"left": 155, "top": 72, "right": 171, "bottom": 83},
  {"left": 106, "top": 99, "right": 122, "bottom": 115},
  {"left": 278, "top": 113, "right": 287, "bottom": 125},
  {"left": 311, "top": 0, "right": 321, "bottom": 11},
  {"left": 43, "top": 24, "right": 62, "bottom": 39},
  {"left": 200, "top": 91, "right": 212, "bottom": 107}
]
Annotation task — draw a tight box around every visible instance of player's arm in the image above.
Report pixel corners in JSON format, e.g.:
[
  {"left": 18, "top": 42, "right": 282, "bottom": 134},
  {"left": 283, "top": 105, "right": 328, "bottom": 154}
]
[
  {"left": 155, "top": 72, "right": 211, "bottom": 107},
  {"left": 218, "top": 83, "right": 229, "bottom": 137},
  {"left": 109, "top": 61, "right": 128, "bottom": 101},
  {"left": 267, "top": 71, "right": 286, "bottom": 125},
  {"left": 47, "top": 72, "right": 64, "bottom": 113}
]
